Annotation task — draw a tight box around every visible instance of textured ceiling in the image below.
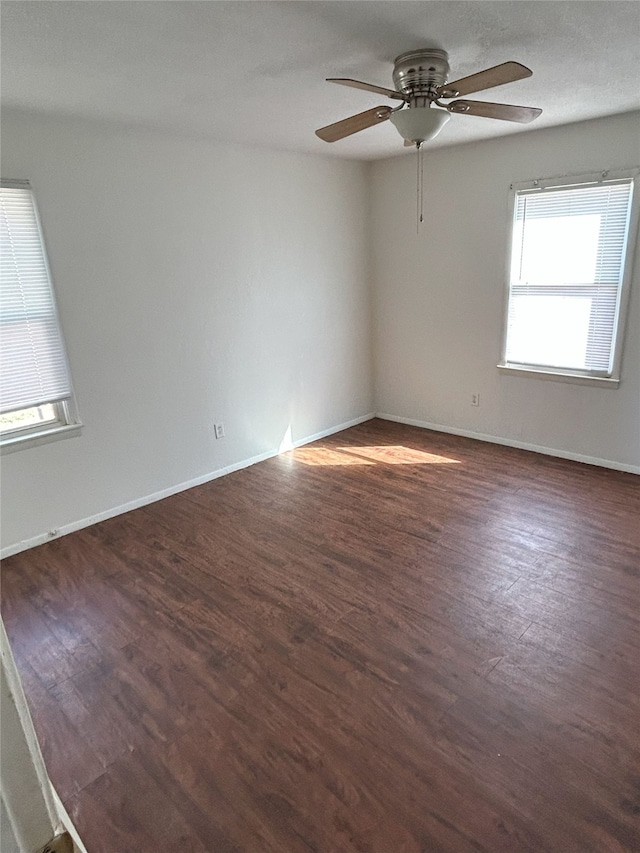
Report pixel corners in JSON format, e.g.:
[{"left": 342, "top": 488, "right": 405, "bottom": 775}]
[{"left": 1, "top": 1, "right": 639, "bottom": 160}]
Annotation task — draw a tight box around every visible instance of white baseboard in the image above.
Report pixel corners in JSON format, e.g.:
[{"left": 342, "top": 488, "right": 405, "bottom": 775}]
[
  {"left": 376, "top": 412, "right": 640, "bottom": 475},
  {"left": 50, "top": 786, "right": 88, "bottom": 853},
  {"left": 0, "top": 412, "right": 375, "bottom": 559}
]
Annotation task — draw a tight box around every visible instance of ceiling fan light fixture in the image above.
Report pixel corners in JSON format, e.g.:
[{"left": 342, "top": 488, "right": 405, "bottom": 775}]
[{"left": 389, "top": 107, "right": 450, "bottom": 144}]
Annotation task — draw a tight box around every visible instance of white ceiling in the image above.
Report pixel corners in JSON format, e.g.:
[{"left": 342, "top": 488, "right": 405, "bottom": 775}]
[{"left": 2, "top": 1, "right": 639, "bottom": 160}]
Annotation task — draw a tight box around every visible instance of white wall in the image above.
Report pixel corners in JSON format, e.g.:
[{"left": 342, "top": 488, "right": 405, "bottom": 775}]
[
  {"left": 371, "top": 112, "right": 640, "bottom": 470},
  {"left": 0, "top": 110, "right": 373, "bottom": 552}
]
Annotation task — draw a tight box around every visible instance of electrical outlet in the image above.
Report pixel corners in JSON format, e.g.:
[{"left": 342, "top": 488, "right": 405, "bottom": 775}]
[
  {"left": 214, "top": 422, "right": 225, "bottom": 439},
  {"left": 471, "top": 393, "right": 480, "bottom": 407}
]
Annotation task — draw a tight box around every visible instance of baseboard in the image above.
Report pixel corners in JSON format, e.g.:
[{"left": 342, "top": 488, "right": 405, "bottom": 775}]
[
  {"left": 375, "top": 412, "right": 640, "bottom": 475},
  {"left": 49, "top": 787, "right": 88, "bottom": 853},
  {"left": 0, "top": 412, "right": 375, "bottom": 559}
]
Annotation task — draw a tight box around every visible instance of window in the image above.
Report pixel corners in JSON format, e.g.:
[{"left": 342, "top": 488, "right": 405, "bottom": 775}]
[
  {"left": 0, "top": 179, "right": 80, "bottom": 451},
  {"left": 499, "top": 170, "right": 639, "bottom": 385}
]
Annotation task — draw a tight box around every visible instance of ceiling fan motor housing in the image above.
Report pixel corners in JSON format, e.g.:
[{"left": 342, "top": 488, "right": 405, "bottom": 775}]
[{"left": 392, "top": 49, "right": 450, "bottom": 99}]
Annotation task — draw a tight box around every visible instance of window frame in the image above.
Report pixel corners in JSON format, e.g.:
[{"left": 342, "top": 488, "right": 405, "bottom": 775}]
[
  {"left": 498, "top": 168, "right": 640, "bottom": 387},
  {"left": 0, "top": 178, "right": 81, "bottom": 454},
  {"left": 0, "top": 399, "right": 81, "bottom": 454}
]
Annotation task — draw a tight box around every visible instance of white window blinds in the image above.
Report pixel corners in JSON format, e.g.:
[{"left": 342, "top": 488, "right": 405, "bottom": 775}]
[
  {"left": 504, "top": 179, "right": 634, "bottom": 376},
  {"left": 0, "top": 180, "right": 73, "bottom": 414}
]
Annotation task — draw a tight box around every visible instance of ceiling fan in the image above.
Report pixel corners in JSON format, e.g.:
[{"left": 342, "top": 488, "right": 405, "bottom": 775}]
[{"left": 316, "top": 49, "right": 542, "bottom": 146}]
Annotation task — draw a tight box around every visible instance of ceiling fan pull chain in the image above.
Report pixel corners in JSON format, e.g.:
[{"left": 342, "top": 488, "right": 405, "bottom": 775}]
[
  {"left": 416, "top": 142, "right": 420, "bottom": 233},
  {"left": 420, "top": 143, "right": 425, "bottom": 225},
  {"left": 416, "top": 141, "right": 425, "bottom": 233}
]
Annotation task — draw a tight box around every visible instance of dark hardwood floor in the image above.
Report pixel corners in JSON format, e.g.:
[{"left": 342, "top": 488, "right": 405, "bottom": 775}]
[{"left": 2, "top": 419, "right": 639, "bottom": 852}]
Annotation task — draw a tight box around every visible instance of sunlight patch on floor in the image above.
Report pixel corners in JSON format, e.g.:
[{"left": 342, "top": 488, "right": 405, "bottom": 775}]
[
  {"left": 287, "top": 445, "right": 461, "bottom": 466},
  {"left": 287, "top": 447, "right": 375, "bottom": 466}
]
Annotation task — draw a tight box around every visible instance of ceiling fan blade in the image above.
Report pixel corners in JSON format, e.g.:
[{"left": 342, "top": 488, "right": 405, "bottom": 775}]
[
  {"left": 447, "top": 99, "right": 542, "bottom": 123},
  {"left": 315, "top": 105, "right": 393, "bottom": 142},
  {"left": 327, "top": 78, "right": 406, "bottom": 101},
  {"left": 438, "top": 61, "right": 532, "bottom": 98}
]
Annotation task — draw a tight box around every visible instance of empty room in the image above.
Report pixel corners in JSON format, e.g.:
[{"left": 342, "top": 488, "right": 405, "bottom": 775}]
[{"left": 1, "top": 2, "right": 639, "bottom": 852}]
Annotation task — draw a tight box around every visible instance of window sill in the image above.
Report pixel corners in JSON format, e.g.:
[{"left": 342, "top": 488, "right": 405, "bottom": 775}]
[
  {"left": 497, "top": 364, "right": 620, "bottom": 388},
  {"left": 0, "top": 423, "right": 82, "bottom": 455}
]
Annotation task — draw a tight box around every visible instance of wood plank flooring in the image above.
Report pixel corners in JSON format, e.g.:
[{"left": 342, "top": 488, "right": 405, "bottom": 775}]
[{"left": 2, "top": 419, "right": 639, "bottom": 852}]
